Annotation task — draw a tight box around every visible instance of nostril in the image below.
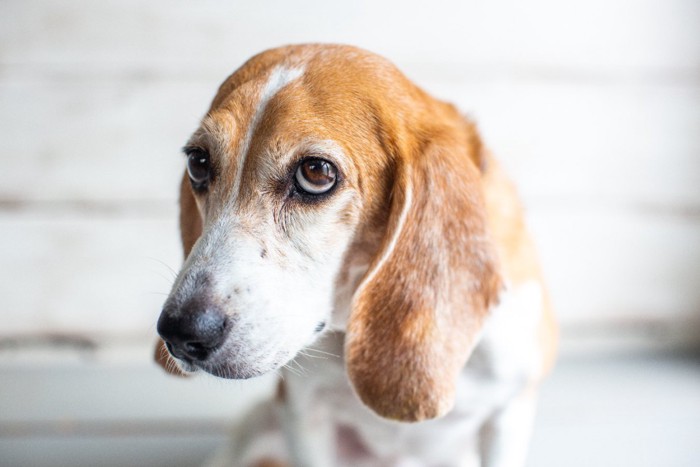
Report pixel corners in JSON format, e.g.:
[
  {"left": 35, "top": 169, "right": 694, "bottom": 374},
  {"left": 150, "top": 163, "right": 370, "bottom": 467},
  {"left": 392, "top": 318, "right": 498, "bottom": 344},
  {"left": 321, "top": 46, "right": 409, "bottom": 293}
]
[
  {"left": 164, "top": 341, "right": 188, "bottom": 361},
  {"left": 183, "top": 341, "right": 212, "bottom": 360},
  {"left": 314, "top": 321, "right": 326, "bottom": 333},
  {"left": 184, "top": 342, "right": 206, "bottom": 353}
]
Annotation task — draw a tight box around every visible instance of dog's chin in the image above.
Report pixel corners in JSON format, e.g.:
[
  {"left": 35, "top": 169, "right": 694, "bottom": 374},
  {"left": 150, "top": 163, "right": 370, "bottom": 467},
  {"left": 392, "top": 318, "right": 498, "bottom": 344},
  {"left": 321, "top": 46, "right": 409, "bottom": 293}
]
[
  {"left": 199, "top": 362, "right": 269, "bottom": 380},
  {"left": 172, "top": 352, "right": 291, "bottom": 380}
]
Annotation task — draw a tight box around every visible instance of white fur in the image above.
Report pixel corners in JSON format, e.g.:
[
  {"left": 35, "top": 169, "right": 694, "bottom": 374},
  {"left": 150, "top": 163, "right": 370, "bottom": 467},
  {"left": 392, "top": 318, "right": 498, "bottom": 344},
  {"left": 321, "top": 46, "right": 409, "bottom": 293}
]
[
  {"left": 477, "top": 281, "right": 544, "bottom": 380},
  {"left": 233, "top": 66, "right": 305, "bottom": 198},
  {"left": 172, "top": 150, "right": 543, "bottom": 465},
  {"left": 218, "top": 281, "right": 545, "bottom": 466},
  {"left": 169, "top": 62, "right": 545, "bottom": 465},
  {"left": 165, "top": 65, "right": 364, "bottom": 379},
  {"left": 169, "top": 185, "right": 356, "bottom": 377}
]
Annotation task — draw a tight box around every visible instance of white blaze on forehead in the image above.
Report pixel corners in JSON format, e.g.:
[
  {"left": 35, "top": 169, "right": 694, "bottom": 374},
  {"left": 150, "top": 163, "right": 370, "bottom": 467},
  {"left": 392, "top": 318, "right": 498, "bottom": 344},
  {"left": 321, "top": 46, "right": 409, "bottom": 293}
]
[{"left": 233, "top": 65, "right": 305, "bottom": 198}]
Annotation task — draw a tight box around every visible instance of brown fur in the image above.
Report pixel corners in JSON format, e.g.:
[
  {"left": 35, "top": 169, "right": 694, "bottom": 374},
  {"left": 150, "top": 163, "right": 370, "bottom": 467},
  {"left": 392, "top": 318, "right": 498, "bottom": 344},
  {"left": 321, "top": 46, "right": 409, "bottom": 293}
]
[
  {"left": 153, "top": 338, "right": 189, "bottom": 377},
  {"left": 481, "top": 154, "right": 558, "bottom": 378},
  {"left": 154, "top": 44, "right": 557, "bottom": 422},
  {"left": 251, "top": 459, "right": 288, "bottom": 467},
  {"left": 345, "top": 136, "right": 503, "bottom": 421}
]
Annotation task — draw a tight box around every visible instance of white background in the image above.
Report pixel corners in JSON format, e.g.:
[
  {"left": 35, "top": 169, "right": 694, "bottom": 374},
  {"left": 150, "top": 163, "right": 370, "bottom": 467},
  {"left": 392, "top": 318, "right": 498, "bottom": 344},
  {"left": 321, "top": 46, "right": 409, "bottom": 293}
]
[
  {"left": 1, "top": 2, "right": 699, "bottom": 466},
  {"left": 2, "top": 0, "right": 698, "bottom": 346}
]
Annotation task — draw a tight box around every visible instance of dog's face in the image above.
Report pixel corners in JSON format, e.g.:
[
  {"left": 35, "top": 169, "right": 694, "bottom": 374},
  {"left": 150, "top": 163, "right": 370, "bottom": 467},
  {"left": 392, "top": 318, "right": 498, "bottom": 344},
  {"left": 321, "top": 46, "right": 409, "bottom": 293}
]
[
  {"left": 159, "top": 71, "right": 366, "bottom": 378},
  {"left": 157, "top": 45, "right": 502, "bottom": 421}
]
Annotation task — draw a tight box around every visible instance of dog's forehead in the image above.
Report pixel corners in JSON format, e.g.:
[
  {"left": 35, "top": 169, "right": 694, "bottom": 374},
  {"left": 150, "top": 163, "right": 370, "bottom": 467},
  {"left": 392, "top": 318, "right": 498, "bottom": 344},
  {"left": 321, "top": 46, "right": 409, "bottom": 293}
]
[
  {"left": 185, "top": 44, "right": 431, "bottom": 216},
  {"left": 210, "top": 44, "right": 400, "bottom": 109},
  {"left": 201, "top": 44, "right": 411, "bottom": 139}
]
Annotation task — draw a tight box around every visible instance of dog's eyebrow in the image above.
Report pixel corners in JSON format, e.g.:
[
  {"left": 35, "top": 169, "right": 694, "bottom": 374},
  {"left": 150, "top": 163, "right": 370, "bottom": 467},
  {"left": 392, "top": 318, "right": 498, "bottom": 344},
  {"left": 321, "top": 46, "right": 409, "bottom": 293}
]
[
  {"left": 183, "top": 115, "right": 236, "bottom": 162},
  {"left": 289, "top": 139, "right": 352, "bottom": 176},
  {"left": 181, "top": 145, "right": 204, "bottom": 156}
]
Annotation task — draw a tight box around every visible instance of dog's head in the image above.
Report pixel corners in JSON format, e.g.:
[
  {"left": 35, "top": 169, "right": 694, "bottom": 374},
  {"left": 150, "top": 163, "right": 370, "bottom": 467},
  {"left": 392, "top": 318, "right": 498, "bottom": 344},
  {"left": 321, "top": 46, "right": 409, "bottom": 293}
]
[{"left": 156, "top": 44, "right": 502, "bottom": 421}]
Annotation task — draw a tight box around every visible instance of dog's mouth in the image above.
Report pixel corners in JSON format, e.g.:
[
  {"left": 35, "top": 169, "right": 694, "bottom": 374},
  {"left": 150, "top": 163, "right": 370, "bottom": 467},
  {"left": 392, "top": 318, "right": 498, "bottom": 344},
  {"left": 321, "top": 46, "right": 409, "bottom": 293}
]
[
  {"left": 158, "top": 288, "right": 329, "bottom": 380},
  {"left": 196, "top": 361, "right": 266, "bottom": 380},
  {"left": 168, "top": 345, "right": 291, "bottom": 380}
]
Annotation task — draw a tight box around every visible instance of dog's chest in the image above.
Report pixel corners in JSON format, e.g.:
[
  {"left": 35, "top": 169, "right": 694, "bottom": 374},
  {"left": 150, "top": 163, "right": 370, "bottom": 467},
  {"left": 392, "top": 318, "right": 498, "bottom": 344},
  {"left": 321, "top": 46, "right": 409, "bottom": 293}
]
[{"left": 291, "top": 280, "right": 544, "bottom": 463}]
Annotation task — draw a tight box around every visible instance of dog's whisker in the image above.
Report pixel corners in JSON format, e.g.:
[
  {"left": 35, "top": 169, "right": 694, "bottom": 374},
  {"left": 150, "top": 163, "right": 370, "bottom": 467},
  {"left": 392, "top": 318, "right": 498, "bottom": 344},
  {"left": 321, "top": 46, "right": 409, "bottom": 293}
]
[
  {"left": 303, "top": 347, "right": 340, "bottom": 358},
  {"left": 148, "top": 270, "right": 175, "bottom": 286},
  {"left": 281, "top": 364, "right": 299, "bottom": 377},
  {"left": 292, "top": 358, "right": 308, "bottom": 375},
  {"left": 144, "top": 256, "right": 179, "bottom": 279},
  {"left": 273, "top": 368, "right": 285, "bottom": 381},
  {"left": 146, "top": 291, "right": 170, "bottom": 297},
  {"left": 283, "top": 361, "right": 305, "bottom": 377},
  {"left": 297, "top": 350, "right": 328, "bottom": 360}
]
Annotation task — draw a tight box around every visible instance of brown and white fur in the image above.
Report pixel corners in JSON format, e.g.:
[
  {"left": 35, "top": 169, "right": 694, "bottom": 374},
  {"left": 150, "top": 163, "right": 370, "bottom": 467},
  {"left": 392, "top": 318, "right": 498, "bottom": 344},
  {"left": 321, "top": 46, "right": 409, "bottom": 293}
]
[{"left": 154, "top": 44, "right": 557, "bottom": 467}]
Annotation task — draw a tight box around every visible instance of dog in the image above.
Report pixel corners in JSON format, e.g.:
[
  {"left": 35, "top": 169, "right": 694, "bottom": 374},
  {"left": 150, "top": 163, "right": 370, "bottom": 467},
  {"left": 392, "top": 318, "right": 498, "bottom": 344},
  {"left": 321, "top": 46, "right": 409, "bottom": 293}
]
[{"left": 154, "top": 44, "right": 557, "bottom": 467}]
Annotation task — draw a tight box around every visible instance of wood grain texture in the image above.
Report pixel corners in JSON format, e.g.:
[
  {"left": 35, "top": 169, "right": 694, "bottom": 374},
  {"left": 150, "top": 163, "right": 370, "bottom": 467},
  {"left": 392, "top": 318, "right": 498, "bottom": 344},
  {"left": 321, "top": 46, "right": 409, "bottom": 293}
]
[
  {"left": 1, "top": 0, "right": 697, "bottom": 73},
  {"left": 0, "top": 0, "right": 698, "bottom": 343},
  {"left": 0, "top": 211, "right": 180, "bottom": 334}
]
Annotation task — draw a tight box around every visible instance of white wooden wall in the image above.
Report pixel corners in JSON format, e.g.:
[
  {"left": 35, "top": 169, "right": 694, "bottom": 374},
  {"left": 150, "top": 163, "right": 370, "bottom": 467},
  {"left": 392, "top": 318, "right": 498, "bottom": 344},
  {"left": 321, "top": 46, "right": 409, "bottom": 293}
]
[{"left": 1, "top": 0, "right": 699, "bottom": 347}]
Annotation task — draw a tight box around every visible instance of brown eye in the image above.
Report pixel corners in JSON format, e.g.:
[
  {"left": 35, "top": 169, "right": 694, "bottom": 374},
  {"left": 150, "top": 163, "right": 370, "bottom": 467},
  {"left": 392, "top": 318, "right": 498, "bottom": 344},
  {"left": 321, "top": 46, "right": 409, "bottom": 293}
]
[{"left": 295, "top": 158, "right": 337, "bottom": 195}]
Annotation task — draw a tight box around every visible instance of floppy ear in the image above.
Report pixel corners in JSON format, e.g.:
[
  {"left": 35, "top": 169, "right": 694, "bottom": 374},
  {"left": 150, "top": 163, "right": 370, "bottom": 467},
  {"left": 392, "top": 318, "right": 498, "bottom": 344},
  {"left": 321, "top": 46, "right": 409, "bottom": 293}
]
[
  {"left": 153, "top": 338, "right": 189, "bottom": 377},
  {"left": 154, "top": 173, "right": 203, "bottom": 376},
  {"left": 178, "top": 172, "right": 203, "bottom": 257},
  {"left": 345, "top": 134, "right": 503, "bottom": 422}
]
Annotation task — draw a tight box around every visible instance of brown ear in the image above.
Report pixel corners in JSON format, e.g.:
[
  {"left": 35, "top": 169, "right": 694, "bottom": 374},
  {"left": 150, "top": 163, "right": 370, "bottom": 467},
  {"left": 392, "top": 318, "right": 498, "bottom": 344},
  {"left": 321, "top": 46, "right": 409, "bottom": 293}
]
[
  {"left": 345, "top": 135, "right": 503, "bottom": 422},
  {"left": 178, "top": 172, "right": 203, "bottom": 257},
  {"left": 153, "top": 173, "right": 203, "bottom": 376},
  {"left": 153, "top": 338, "right": 189, "bottom": 377}
]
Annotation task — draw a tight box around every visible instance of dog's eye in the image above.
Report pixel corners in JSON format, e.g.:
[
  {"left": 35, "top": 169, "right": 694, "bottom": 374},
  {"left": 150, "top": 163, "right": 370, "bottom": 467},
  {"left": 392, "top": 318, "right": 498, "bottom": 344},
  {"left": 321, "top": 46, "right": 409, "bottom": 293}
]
[
  {"left": 187, "top": 150, "right": 211, "bottom": 188},
  {"left": 295, "top": 158, "right": 337, "bottom": 195}
]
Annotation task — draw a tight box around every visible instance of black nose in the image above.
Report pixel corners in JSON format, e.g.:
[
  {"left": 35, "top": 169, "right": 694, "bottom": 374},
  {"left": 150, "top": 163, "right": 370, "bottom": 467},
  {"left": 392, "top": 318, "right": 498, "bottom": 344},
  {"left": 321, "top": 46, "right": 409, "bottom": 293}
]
[{"left": 157, "top": 303, "right": 230, "bottom": 362}]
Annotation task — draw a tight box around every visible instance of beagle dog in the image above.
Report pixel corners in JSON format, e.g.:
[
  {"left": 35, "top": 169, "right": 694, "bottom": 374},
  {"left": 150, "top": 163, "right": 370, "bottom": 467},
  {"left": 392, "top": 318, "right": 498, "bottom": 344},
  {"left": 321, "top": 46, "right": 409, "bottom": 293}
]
[{"left": 155, "top": 44, "right": 557, "bottom": 467}]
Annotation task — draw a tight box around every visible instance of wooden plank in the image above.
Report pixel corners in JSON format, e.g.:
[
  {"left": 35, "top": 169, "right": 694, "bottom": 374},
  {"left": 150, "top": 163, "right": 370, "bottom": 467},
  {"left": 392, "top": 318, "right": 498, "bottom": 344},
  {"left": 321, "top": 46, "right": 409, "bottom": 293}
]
[
  {"left": 433, "top": 81, "right": 700, "bottom": 208},
  {"left": 1, "top": 79, "right": 698, "bottom": 207},
  {"left": 0, "top": 360, "right": 274, "bottom": 423},
  {"left": 0, "top": 80, "right": 211, "bottom": 202},
  {"left": 0, "top": 211, "right": 181, "bottom": 335},
  {"left": 1, "top": 205, "right": 699, "bottom": 335},
  {"left": 527, "top": 205, "right": 700, "bottom": 326},
  {"left": 1, "top": 0, "right": 697, "bottom": 76},
  {"left": 1, "top": 0, "right": 698, "bottom": 340}
]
